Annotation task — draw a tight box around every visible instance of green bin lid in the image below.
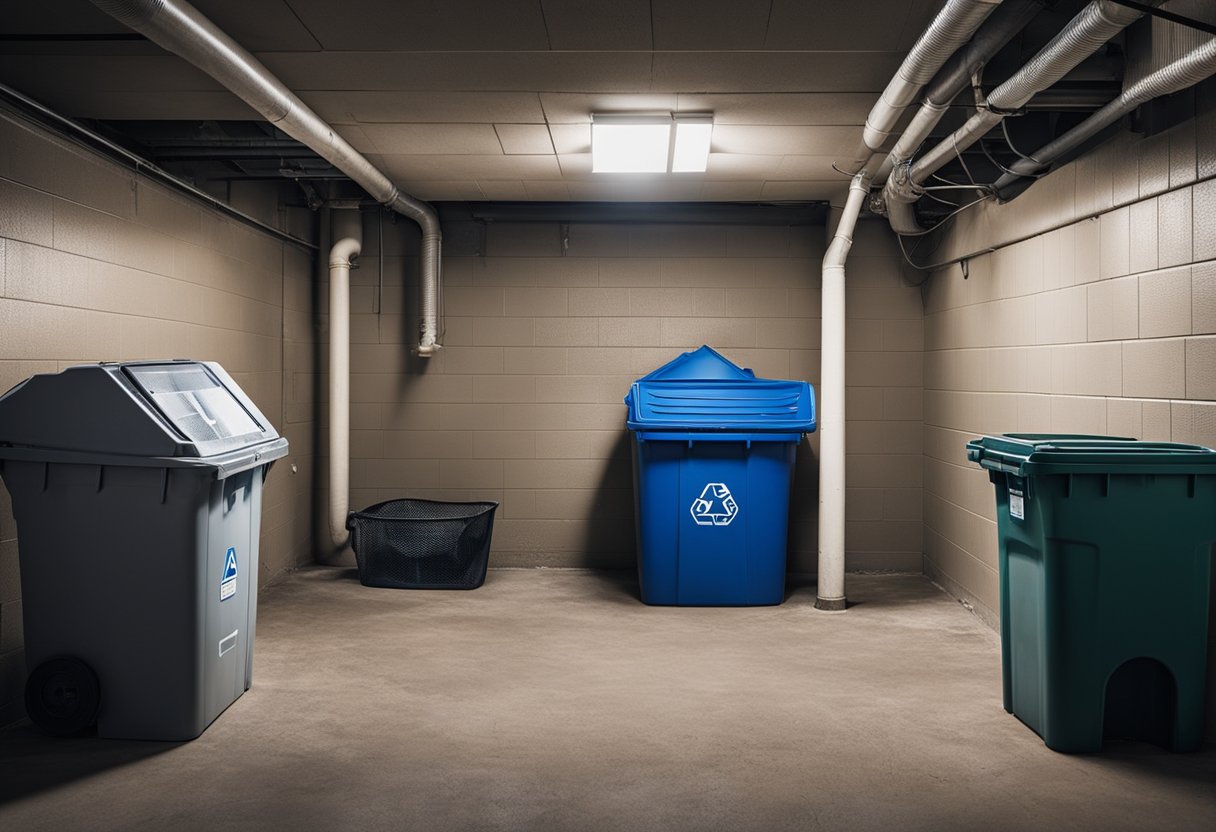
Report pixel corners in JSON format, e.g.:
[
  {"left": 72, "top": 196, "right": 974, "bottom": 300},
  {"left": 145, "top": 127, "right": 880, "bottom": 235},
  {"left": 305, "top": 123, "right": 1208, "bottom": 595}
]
[{"left": 965, "top": 433, "right": 1216, "bottom": 476}]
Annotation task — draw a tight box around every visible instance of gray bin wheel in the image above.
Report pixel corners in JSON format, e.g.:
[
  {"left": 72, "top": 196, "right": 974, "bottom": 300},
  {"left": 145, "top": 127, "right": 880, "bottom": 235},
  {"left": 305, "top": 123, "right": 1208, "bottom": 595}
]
[{"left": 25, "top": 656, "right": 100, "bottom": 736}]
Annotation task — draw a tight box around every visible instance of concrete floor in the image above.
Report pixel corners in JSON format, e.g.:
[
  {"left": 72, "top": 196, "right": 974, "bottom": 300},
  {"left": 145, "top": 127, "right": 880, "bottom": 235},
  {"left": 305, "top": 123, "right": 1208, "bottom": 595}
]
[{"left": 1, "top": 569, "right": 1214, "bottom": 832}]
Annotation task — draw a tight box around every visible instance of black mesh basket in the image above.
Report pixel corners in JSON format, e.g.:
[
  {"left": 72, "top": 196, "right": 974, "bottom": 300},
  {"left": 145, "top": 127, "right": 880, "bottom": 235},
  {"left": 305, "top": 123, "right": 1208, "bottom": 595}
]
[{"left": 346, "top": 499, "right": 498, "bottom": 589}]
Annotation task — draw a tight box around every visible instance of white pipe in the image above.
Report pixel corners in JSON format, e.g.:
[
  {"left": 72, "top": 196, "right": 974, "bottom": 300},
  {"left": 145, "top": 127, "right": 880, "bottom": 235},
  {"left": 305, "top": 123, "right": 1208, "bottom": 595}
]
[
  {"left": 90, "top": 0, "right": 442, "bottom": 356},
  {"left": 844, "top": 0, "right": 1003, "bottom": 172},
  {"left": 328, "top": 209, "right": 362, "bottom": 549},
  {"left": 816, "top": 173, "right": 871, "bottom": 612}
]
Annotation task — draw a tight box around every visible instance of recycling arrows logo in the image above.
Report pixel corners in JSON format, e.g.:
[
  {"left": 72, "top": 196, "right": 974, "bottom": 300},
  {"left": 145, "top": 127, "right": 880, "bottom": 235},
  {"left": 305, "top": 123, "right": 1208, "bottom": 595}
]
[{"left": 690, "top": 483, "right": 739, "bottom": 527}]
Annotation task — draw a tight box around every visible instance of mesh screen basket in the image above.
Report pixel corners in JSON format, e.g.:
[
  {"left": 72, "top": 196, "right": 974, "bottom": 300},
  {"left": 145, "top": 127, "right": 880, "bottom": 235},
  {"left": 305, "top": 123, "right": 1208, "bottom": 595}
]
[{"left": 346, "top": 499, "right": 498, "bottom": 589}]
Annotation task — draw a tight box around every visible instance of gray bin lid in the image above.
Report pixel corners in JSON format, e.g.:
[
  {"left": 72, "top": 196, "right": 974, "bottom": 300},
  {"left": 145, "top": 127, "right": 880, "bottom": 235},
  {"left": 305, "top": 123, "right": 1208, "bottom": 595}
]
[{"left": 0, "top": 360, "right": 288, "bottom": 476}]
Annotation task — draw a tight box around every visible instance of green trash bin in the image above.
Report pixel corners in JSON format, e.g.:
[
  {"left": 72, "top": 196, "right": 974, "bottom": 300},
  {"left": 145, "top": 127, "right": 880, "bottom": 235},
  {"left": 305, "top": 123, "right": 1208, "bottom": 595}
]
[{"left": 966, "top": 434, "right": 1216, "bottom": 753}]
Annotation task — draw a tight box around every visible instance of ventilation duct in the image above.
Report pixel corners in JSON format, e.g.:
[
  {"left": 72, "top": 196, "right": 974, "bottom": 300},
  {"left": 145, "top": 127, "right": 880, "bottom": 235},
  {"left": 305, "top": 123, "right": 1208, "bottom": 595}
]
[{"left": 90, "top": 0, "right": 443, "bottom": 356}]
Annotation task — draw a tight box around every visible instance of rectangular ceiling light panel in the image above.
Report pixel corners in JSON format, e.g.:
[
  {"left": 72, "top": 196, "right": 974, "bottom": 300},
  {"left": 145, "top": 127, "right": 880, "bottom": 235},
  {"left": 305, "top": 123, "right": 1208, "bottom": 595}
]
[
  {"left": 591, "top": 113, "right": 713, "bottom": 174},
  {"left": 591, "top": 115, "right": 671, "bottom": 173},
  {"left": 672, "top": 116, "right": 713, "bottom": 172}
]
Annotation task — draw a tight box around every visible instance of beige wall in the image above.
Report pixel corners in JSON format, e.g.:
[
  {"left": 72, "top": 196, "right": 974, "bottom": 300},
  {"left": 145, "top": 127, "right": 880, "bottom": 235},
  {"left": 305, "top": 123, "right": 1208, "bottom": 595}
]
[
  {"left": 313, "top": 213, "right": 922, "bottom": 573},
  {"left": 923, "top": 84, "right": 1216, "bottom": 735},
  {"left": 0, "top": 111, "right": 319, "bottom": 724}
]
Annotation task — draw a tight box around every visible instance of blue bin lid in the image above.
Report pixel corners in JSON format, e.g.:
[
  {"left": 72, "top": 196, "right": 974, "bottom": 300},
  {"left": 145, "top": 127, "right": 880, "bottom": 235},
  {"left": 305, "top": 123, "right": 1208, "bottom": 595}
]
[
  {"left": 625, "top": 346, "right": 815, "bottom": 435},
  {"left": 634, "top": 345, "right": 755, "bottom": 381}
]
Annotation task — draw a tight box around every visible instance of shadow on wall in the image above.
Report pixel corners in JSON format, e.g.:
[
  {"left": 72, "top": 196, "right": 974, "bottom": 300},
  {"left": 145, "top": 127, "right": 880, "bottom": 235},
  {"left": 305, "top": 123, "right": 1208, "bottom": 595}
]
[
  {"left": 575, "top": 430, "right": 636, "bottom": 573},
  {"left": 0, "top": 725, "right": 181, "bottom": 805}
]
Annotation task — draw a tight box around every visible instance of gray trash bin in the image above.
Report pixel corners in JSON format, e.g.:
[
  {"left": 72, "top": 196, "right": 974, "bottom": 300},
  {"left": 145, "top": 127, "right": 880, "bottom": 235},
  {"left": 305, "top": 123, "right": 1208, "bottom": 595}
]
[{"left": 0, "top": 360, "right": 288, "bottom": 740}]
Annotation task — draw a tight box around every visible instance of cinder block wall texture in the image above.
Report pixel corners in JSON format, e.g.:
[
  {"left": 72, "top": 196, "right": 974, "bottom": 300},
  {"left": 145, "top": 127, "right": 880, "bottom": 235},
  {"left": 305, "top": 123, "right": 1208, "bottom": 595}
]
[
  {"left": 314, "top": 213, "right": 922, "bottom": 573},
  {"left": 922, "top": 84, "right": 1216, "bottom": 736},
  {"left": 0, "top": 111, "right": 319, "bottom": 724}
]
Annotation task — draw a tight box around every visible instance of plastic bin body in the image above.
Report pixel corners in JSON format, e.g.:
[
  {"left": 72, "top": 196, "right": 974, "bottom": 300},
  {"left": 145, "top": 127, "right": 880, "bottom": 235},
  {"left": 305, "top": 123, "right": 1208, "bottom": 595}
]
[
  {"left": 0, "top": 360, "right": 287, "bottom": 741},
  {"left": 626, "top": 347, "right": 814, "bottom": 606},
  {"left": 4, "top": 461, "right": 263, "bottom": 740},
  {"left": 632, "top": 437, "right": 795, "bottom": 605},
  {"left": 967, "top": 434, "right": 1216, "bottom": 753}
]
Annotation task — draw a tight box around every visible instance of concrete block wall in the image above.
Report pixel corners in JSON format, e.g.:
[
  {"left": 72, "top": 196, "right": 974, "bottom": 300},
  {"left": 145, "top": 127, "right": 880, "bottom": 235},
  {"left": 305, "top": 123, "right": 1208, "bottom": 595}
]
[
  {"left": 310, "top": 213, "right": 922, "bottom": 572},
  {"left": 0, "top": 110, "right": 319, "bottom": 725},
  {"left": 922, "top": 84, "right": 1216, "bottom": 736}
]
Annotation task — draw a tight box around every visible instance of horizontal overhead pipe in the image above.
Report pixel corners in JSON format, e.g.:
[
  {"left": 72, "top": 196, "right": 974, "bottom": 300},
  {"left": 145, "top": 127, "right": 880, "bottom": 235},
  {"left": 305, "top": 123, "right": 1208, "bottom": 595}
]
[
  {"left": 883, "top": 0, "right": 1160, "bottom": 233},
  {"left": 90, "top": 0, "right": 443, "bottom": 356},
  {"left": 875, "top": 0, "right": 1050, "bottom": 183},
  {"left": 844, "top": 0, "right": 1004, "bottom": 173},
  {"left": 994, "top": 35, "right": 1216, "bottom": 196}
]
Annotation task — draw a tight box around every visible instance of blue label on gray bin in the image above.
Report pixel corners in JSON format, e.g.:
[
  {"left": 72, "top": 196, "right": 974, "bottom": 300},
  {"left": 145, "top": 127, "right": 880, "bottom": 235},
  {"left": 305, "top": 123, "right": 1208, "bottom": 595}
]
[
  {"left": 691, "top": 483, "right": 739, "bottom": 527},
  {"left": 221, "top": 547, "right": 238, "bottom": 601}
]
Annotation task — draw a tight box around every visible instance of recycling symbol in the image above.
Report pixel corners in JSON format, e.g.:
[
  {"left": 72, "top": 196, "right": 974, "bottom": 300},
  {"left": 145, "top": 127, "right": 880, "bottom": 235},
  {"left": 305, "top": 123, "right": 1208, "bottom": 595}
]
[{"left": 690, "top": 483, "right": 739, "bottom": 527}]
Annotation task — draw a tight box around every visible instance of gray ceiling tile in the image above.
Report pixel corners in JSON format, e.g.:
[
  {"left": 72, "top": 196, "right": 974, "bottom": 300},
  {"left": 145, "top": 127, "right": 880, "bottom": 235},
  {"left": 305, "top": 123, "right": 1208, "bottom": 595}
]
[
  {"left": 298, "top": 91, "right": 545, "bottom": 124},
  {"left": 675, "top": 93, "right": 874, "bottom": 126},
  {"left": 540, "top": 94, "right": 679, "bottom": 124},
  {"left": 260, "top": 51, "right": 654, "bottom": 92},
  {"left": 549, "top": 124, "right": 592, "bottom": 155},
  {"left": 1, "top": 1, "right": 129, "bottom": 34},
  {"left": 410, "top": 181, "right": 483, "bottom": 201},
  {"left": 556, "top": 154, "right": 594, "bottom": 179},
  {"left": 192, "top": 0, "right": 323, "bottom": 51},
  {"left": 652, "top": 0, "right": 773, "bottom": 50},
  {"left": 333, "top": 124, "right": 378, "bottom": 154},
  {"left": 765, "top": 1, "right": 920, "bottom": 51},
  {"left": 761, "top": 180, "right": 850, "bottom": 201},
  {"left": 495, "top": 125, "right": 555, "bottom": 155},
  {"left": 523, "top": 181, "right": 573, "bottom": 200},
  {"left": 712, "top": 125, "right": 859, "bottom": 156},
  {"left": 702, "top": 181, "right": 766, "bottom": 201},
  {"left": 282, "top": 0, "right": 549, "bottom": 51},
  {"left": 566, "top": 180, "right": 706, "bottom": 202},
  {"left": 773, "top": 156, "right": 848, "bottom": 179},
  {"left": 540, "top": 0, "right": 653, "bottom": 50},
  {"left": 704, "top": 154, "right": 784, "bottom": 180},
  {"left": 358, "top": 124, "right": 503, "bottom": 155},
  {"left": 373, "top": 154, "right": 562, "bottom": 180},
  {"left": 653, "top": 51, "right": 903, "bottom": 93},
  {"left": 477, "top": 180, "right": 530, "bottom": 200}
]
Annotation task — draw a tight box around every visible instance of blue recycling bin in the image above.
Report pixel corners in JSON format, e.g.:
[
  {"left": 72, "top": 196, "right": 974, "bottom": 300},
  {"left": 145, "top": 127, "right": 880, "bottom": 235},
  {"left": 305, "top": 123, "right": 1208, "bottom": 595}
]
[{"left": 625, "top": 346, "right": 816, "bottom": 606}]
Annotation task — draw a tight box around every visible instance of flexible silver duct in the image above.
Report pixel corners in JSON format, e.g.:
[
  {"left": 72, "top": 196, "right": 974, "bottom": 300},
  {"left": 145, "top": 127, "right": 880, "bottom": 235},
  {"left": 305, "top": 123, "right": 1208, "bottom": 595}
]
[
  {"left": 90, "top": 0, "right": 443, "bottom": 356},
  {"left": 994, "top": 34, "right": 1216, "bottom": 195},
  {"left": 844, "top": 0, "right": 1004, "bottom": 171},
  {"left": 884, "top": 0, "right": 1160, "bottom": 232},
  {"left": 876, "top": 0, "right": 1048, "bottom": 182}
]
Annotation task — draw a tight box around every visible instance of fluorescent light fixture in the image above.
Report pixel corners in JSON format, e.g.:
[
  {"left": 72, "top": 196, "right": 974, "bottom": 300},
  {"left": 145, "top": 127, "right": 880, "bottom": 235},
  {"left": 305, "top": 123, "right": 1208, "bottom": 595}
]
[
  {"left": 591, "top": 115, "right": 671, "bottom": 173},
  {"left": 591, "top": 113, "right": 714, "bottom": 174},
  {"left": 672, "top": 116, "right": 713, "bottom": 173}
]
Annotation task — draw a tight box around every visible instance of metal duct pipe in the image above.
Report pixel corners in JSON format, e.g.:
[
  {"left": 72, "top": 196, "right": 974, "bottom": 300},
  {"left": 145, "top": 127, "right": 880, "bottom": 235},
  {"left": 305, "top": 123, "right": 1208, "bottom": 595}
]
[
  {"left": 876, "top": 0, "right": 1050, "bottom": 182},
  {"left": 328, "top": 210, "right": 362, "bottom": 549},
  {"left": 994, "top": 34, "right": 1216, "bottom": 196},
  {"left": 844, "top": 0, "right": 1004, "bottom": 172},
  {"left": 884, "top": 0, "right": 1159, "bottom": 233},
  {"left": 815, "top": 173, "right": 871, "bottom": 612},
  {"left": 90, "top": 0, "right": 443, "bottom": 356},
  {"left": 819, "top": 1, "right": 1000, "bottom": 611}
]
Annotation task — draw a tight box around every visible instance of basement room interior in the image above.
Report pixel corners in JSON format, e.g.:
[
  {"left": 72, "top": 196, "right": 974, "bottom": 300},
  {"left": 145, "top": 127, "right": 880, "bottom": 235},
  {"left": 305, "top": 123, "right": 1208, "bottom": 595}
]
[{"left": 1, "top": 1, "right": 1215, "bottom": 830}]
